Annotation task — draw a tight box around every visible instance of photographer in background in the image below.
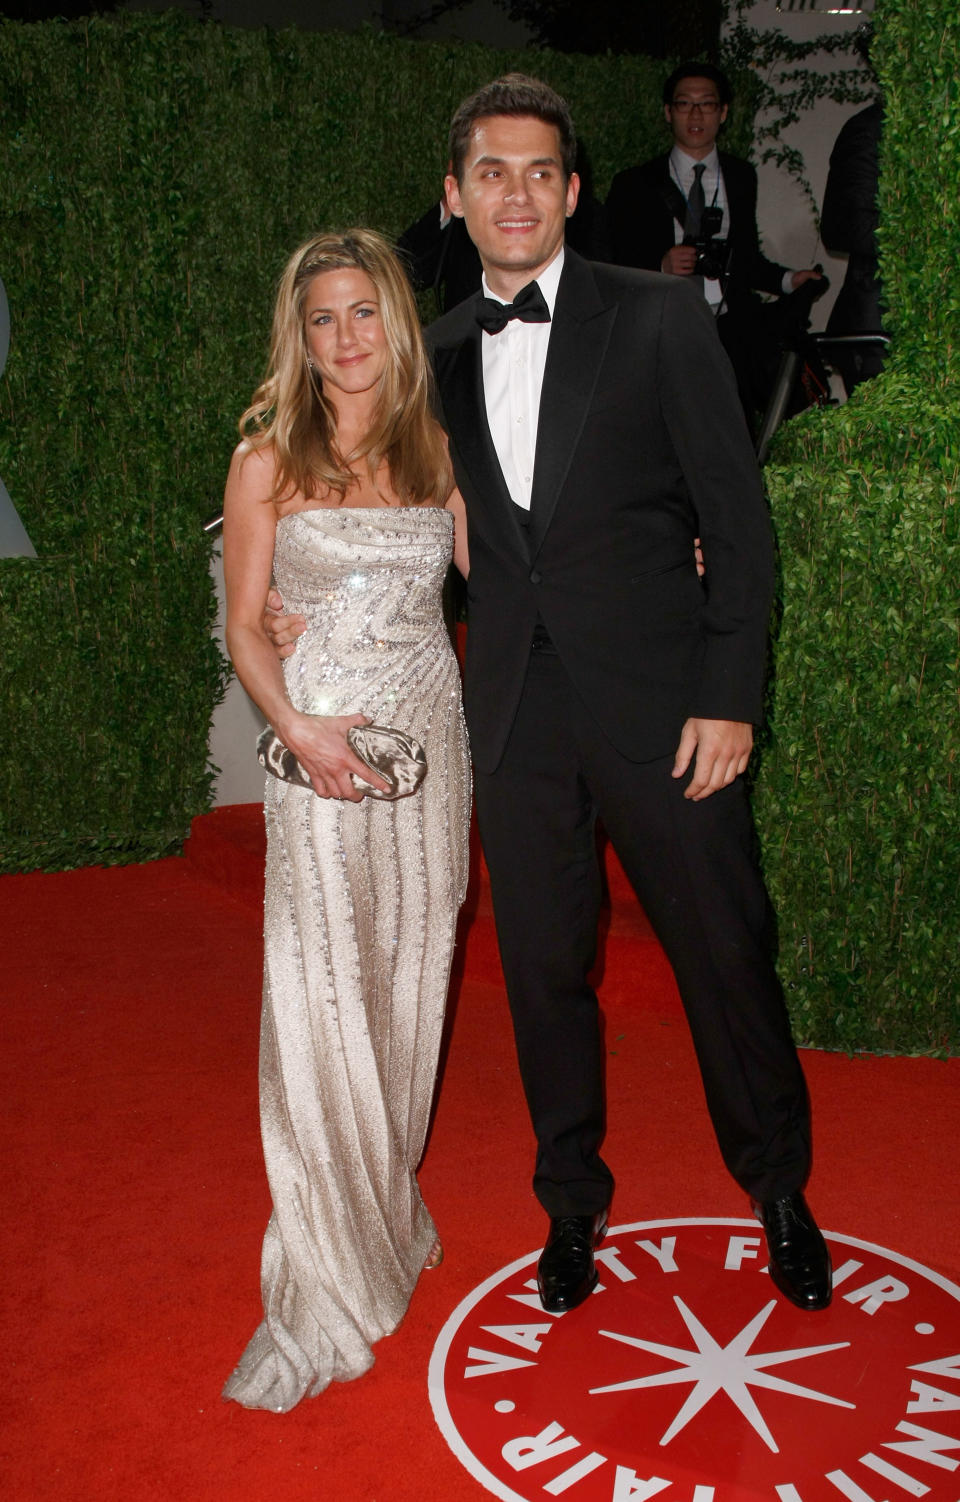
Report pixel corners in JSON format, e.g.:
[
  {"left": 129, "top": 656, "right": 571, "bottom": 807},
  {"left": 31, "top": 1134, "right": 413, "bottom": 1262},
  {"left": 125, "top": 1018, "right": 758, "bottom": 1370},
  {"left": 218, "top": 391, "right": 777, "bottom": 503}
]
[{"left": 605, "top": 62, "right": 822, "bottom": 426}]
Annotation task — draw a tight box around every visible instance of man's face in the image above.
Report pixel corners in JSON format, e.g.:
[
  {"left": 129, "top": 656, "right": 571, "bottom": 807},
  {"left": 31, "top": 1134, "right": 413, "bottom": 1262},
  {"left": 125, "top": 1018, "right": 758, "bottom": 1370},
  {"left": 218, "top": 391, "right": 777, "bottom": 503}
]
[
  {"left": 445, "top": 114, "right": 579, "bottom": 296},
  {"left": 665, "top": 75, "right": 727, "bottom": 159}
]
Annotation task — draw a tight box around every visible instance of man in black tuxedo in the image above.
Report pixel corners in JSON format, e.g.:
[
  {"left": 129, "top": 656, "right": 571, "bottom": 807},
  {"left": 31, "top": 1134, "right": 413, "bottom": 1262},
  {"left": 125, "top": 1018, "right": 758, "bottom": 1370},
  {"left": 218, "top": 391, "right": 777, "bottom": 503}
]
[
  {"left": 605, "top": 63, "right": 822, "bottom": 420},
  {"left": 429, "top": 74, "right": 831, "bottom": 1316}
]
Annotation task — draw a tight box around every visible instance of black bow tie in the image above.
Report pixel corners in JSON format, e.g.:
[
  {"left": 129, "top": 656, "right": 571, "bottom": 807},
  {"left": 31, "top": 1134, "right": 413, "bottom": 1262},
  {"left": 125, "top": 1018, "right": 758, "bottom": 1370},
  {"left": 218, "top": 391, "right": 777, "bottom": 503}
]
[{"left": 475, "top": 280, "right": 551, "bottom": 334}]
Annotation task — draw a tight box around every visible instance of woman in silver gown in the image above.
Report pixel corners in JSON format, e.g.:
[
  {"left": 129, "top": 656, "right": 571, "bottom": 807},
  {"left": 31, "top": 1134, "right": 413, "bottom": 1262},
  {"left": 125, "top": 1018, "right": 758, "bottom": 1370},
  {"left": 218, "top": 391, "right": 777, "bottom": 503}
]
[{"left": 220, "top": 230, "right": 470, "bottom": 1412}]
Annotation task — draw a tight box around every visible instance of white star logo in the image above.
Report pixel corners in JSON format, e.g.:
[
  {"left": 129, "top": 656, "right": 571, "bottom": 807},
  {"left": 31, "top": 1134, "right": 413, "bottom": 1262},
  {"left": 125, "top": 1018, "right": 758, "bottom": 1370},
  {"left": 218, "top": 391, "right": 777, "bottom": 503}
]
[{"left": 590, "top": 1298, "right": 854, "bottom": 1453}]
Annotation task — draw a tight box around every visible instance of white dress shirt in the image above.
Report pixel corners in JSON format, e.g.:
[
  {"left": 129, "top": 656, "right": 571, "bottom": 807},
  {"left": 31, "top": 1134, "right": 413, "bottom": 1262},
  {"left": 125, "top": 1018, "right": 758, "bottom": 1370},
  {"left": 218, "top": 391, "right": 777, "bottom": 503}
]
[
  {"left": 669, "top": 144, "right": 795, "bottom": 309},
  {"left": 480, "top": 248, "right": 564, "bottom": 512}
]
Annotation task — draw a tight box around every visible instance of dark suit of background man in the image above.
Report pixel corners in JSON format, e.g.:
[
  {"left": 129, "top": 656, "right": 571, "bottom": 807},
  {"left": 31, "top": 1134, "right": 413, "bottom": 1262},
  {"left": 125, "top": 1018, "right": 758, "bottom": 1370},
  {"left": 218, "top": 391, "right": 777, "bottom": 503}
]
[
  {"left": 605, "top": 62, "right": 822, "bottom": 423},
  {"left": 428, "top": 74, "right": 832, "bottom": 1316},
  {"left": 820, "top": 99, "right": 886, "bottom": 395}
]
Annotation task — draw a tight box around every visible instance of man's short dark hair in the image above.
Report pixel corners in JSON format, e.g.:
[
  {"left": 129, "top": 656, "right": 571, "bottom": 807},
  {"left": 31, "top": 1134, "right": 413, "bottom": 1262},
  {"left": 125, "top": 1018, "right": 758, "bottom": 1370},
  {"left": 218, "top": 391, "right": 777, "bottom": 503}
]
[
  {"left": 448, "top": 73, "right": 577, "bottom": 183},
  {"left": 662, "top": 62, "right": 732, "bottom": 108}
]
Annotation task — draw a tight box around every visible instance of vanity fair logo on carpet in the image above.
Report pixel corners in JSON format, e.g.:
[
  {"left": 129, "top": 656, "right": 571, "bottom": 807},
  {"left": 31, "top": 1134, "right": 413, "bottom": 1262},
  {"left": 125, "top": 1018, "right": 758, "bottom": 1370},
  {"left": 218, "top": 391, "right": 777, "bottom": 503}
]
[{"left": 428, "top": 1218, "right": 960, "bottom": 1502}]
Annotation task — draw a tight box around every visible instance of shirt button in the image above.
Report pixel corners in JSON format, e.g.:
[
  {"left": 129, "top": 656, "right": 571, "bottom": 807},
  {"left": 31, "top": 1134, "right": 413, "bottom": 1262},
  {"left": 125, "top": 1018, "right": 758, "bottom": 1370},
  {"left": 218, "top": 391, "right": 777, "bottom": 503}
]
[{"left": 530, "top": 569, "right": 542, "bottom": 584}]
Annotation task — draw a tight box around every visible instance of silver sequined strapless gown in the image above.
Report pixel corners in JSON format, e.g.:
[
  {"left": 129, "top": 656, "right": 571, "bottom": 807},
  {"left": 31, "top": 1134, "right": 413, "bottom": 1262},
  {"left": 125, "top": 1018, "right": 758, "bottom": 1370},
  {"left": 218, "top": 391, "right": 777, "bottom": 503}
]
[{"left": 223, "top": 506, "right": 470, "bottom": 1412}]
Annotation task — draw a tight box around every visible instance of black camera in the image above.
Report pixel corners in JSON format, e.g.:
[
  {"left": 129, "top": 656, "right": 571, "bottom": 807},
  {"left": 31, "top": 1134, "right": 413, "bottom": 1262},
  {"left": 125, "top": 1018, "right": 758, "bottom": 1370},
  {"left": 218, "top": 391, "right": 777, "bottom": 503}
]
[{"left": 684, "top": 205, "right": 729, "bottom": 281}]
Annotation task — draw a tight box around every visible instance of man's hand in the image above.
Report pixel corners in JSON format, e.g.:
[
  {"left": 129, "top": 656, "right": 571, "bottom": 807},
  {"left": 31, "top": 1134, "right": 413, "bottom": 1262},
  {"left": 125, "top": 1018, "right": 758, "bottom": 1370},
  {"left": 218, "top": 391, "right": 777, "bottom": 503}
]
[
  {"left": 264, "top": 587, "right": 306, "bottom": 659},
  {"left": 661, "top": 244, "right": 699, "bottom": 276},
  {"left": 790, "top": 268, "right": 824, "bottom": 290},
  {"left": 672, "top": 717, "right": 753, "bottom": 801}
]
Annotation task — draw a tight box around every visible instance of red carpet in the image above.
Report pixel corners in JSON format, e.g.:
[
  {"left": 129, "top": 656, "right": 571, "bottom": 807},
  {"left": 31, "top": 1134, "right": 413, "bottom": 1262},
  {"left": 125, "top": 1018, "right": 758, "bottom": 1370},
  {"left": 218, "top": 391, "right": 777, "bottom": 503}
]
[{"left": 3, "top": 804, "right": 958, "bottom": 1501}]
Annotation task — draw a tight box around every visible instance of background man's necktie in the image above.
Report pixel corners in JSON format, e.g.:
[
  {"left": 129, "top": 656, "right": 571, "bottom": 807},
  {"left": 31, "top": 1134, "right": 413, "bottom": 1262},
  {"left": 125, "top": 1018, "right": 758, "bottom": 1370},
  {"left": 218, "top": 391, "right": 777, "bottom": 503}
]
[{"left": 684, "top": 163, "right": 706, "bottom": 240}]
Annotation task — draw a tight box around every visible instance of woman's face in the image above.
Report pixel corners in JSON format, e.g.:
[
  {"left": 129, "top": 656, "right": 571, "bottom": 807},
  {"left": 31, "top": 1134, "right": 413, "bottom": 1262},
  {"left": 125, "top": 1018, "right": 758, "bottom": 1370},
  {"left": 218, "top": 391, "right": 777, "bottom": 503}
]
[{"left": 302, "top": 268, "right": 388, "bottom": 399}]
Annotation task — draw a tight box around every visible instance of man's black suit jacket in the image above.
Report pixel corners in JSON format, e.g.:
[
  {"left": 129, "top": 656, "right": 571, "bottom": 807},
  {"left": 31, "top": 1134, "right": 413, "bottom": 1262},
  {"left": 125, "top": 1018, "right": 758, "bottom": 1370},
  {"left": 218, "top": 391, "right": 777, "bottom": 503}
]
[
  {"left": 426, "top": 250, "right": 774, "bottom": 776},
  {"left": 605, "top": 152, "right": 787, "bottom": 312}
]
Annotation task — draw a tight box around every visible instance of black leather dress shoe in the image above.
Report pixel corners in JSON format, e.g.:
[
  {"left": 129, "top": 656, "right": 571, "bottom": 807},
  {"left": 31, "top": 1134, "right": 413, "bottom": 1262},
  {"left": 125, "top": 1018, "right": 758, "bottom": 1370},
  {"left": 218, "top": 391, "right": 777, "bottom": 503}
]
[
  {"left": 754, "top": 1192, "right": 832, "bottom": 1311},
  {"left": 537, "top": 1213, "right": 608, "bottom": 1313}
]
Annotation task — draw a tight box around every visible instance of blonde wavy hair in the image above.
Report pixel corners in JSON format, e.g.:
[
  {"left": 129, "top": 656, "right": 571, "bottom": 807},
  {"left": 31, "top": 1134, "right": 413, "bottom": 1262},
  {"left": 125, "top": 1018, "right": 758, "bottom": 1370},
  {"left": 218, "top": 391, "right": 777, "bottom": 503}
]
[{"left": 241, "top": 229, "right": 451, "bottom": 506}]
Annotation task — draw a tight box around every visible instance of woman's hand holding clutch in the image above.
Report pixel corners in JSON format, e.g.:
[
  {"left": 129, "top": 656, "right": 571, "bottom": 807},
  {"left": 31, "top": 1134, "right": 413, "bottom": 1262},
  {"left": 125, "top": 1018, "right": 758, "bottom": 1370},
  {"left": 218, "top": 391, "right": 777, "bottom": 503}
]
[{"left": 277, "top": 711, "right": 391, "bottom": 801}]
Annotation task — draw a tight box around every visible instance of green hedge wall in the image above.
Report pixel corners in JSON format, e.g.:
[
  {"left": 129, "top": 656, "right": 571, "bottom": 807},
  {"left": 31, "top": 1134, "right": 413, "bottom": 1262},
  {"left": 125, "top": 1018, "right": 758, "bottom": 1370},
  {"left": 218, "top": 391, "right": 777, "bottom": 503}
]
[
  {"left": 0, "top": 13, "right": 755, "bottom": 873},
  {"left": 756, "top": 0, "right": 959, "bottom": 1053}
]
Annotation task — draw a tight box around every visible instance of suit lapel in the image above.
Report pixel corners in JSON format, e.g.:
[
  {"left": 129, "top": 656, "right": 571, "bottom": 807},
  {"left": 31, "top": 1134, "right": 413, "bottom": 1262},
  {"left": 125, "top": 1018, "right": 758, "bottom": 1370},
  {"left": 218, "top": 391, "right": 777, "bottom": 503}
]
[
  {"left": 719, "top": 153, "right": 745, "bottom": 220},
  {"left": 433, "top": 306, "right": 529, "bottom": 555},
  {"left": 654, "top": 153, "right": 688, "bottom": 230},
  {"left": 528, "top": 253, "right": 616, "bottom": 554}
]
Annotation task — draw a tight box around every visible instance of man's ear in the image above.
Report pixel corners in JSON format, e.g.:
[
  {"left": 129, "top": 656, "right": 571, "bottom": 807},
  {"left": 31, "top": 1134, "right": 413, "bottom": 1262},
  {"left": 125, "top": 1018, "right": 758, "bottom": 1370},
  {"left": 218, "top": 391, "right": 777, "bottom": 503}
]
[
  {"left": 444, "top": 173, "right": 464, "bottom": 219},
  {"left": 719, "top": 103, "right": 729, "bottom": 128},
  {"left": 565, "top": 172, "right": 581, "bottom": 219}
]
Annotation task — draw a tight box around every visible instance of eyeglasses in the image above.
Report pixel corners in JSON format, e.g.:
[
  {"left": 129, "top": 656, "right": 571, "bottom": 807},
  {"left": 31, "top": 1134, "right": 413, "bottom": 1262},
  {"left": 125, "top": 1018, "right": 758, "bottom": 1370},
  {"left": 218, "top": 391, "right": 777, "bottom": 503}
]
[{"left": 670, "top": 99, "right": 721, "bottom": 114}]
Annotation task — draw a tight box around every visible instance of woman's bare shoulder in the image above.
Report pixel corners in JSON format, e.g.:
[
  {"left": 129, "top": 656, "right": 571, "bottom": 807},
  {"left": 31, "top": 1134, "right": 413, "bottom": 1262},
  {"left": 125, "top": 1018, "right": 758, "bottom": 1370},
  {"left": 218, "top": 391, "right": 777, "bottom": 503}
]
[
  {"left": 227, "top": 440, "right": 280, "bottom": 503},
  {"left": 231, "top": 438, "right": 276, "bottom": 477}
]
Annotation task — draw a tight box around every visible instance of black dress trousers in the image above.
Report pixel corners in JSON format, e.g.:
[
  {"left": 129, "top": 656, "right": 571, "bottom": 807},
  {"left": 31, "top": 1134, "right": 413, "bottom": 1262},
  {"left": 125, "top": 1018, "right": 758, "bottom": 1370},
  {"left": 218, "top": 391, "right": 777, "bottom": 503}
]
[{"left": 473, "top": 647, "right": 811, "bottom": 1219}]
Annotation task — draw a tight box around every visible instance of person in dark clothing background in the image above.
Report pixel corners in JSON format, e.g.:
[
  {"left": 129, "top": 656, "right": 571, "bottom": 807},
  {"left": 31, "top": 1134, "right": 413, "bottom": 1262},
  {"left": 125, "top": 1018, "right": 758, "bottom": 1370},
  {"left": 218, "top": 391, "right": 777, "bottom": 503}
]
[
  {"left": 605, "top": 62, "right": 822, "bottom": 424},
  {"left": 397, "top": 195, "right": 483, "bottom": 314},
  {"left": 820, "top": 99, "right": 886, "bottom": 394}
]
